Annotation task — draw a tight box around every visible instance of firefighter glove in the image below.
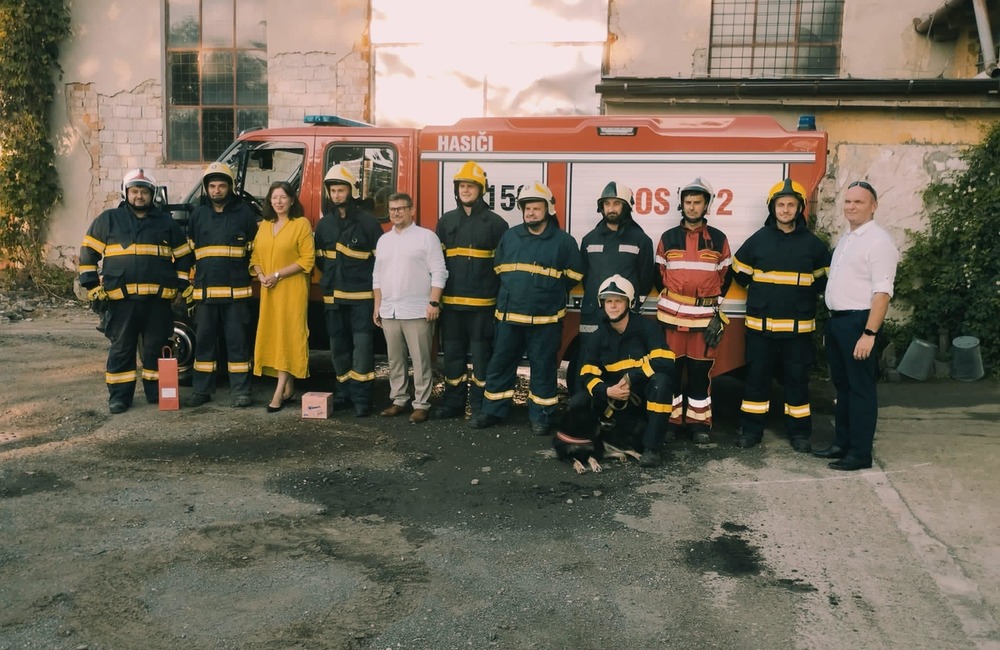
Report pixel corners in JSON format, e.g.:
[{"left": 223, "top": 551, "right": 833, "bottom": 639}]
[
  {"left": 87, "top": 285, "right": 108, "bottom": 302},
  {"left": 704, "top": 309, "right": 729, "bottom": 349}
]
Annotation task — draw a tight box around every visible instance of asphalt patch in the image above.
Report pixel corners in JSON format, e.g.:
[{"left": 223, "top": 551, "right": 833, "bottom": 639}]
[
  {"left": 0, "top": 469, "right": 72, "bottom": 499},
  {"left": 680, "top": 532, "right": 765, "bottom": 576}
]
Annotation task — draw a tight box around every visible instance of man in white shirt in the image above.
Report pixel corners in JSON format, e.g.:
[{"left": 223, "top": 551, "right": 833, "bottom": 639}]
[
  {"left": 815, "top": 181, "right": 899, "bottom": 470},
  {"left": 373, "top": 193, "right": 449, "bottom": 423}
]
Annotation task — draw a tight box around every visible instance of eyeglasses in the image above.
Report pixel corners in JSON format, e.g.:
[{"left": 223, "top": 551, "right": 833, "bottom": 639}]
[
  {"left": 848, "top": 180, "right": 878, "bottom": 201},
  {"left": 387, "top": 206, "right": 412, "bottom": 213}
]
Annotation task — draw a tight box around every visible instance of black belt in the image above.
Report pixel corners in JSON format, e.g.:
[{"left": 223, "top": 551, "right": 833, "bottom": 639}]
[{"left": 829, "top": 309, "right": 868, "bottom": 318}]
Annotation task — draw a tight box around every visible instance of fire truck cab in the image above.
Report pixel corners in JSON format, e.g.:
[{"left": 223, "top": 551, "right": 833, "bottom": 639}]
[{"left": 173, "top": 114, "right": 827, "bottom": 379}]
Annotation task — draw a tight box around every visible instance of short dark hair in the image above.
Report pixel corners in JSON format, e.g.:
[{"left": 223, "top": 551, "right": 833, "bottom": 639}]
[
  {"left": 261, "top": 182, "right": 305, "bottom": 221},
  {"left": 387, "top": 192, "right": 413, "bottom": 207}
]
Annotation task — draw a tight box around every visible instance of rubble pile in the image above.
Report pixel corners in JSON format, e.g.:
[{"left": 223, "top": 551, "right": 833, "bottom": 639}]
[{"left": 0, "top": 288, "right": 85, "bottom": 324}]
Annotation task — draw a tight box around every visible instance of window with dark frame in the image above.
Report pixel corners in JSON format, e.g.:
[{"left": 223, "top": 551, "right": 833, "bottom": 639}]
[
  {"left": 709, "top": 0, "right": 844, "bottom": 77},
  {"left": 166, "top": 0, "right": 268, "bottom": 162}
]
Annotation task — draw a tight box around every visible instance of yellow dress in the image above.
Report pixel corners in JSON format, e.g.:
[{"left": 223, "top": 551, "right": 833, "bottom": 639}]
[{"left": 250, "top": 217, "right": 316, "bottom": 378}]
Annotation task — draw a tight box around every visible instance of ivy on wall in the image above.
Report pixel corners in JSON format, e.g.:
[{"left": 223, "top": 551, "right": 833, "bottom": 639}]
[
  {"left": 0, "top": 0, "right": 71, "bottom": 283},
  {"left": 895, "top": 120, "right": 1000, "bottom": 375}
]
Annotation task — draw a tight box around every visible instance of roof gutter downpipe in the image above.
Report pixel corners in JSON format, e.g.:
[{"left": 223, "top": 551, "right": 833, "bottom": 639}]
[{"left": 971, "top": 0, "right": 999, "bottom": 77}]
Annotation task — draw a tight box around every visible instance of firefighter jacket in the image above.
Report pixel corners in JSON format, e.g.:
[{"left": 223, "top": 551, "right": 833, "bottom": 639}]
[
  {"left": 493, "top": 218, "right": 583, "bottom": 325},
  {"left": 314, "top": 203, "right": 382, "bottom": 306},
  {"left": 436, "top": 197, "right": 509, "bottom": 311},
  {"left": 579, "top": 216, "right": 654, "bottom": 324},
  {"left": 79, "top": 202, "right": 194, "bottom": 300},
  {"left": 579, "top": 315, "right": 675, "bottom": 401},
  {"left": 731, "top": 212, "right": 831, "bottom": 337},
  {"left": 654, "top": 219, "right": 732, "bottom": 330},
  {"left": 187, "top": 197, "right": 258, "bottom": 303}
]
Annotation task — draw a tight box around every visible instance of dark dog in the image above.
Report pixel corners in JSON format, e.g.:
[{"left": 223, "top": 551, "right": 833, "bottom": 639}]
[{"left": 551, "top": 401, "right": 643, "bottom": 473}]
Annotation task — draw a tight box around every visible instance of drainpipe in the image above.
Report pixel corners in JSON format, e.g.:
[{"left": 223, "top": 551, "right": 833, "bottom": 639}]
[{"left": 971, "top": 0, "right": 999, "bottom": 77}]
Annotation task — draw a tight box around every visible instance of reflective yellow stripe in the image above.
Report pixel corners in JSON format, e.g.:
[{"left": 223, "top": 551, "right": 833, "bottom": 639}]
[
  {"left": 580, "top": 364, "right": 603, "bottom": 377},
  {"left": 324, "top": 290, "right": 375, "bottom": 302},
  {"left": 495, "top": 262, "right": 562, "bottom": 279},
  {"left": 528, "top": 392, "right": 559, "bottom": 406},
  {"left": 585, "top": 378, "right": 602, "bottom": 394},
  {"left": 228, "top": 361, "right": 252, "bottom": 373},
  {"left": 335, "top": 242, "right": 373, "bottom": 260},
  {"left": 745, "top": 316, "right": 815, "bottom": 333},
  {"left": 470, "top": 376, "right": 486, "bottom": 388},
  {"left": 446, "top": 247, "right": 494, "bottom": 259},
  {"left": 79, "top": 265, "right": 98, "bottom": 273},
  {"left": 646, "top": 400, "right": 672, "bottom": 414},
  {"left": 784, "top": 403, "right": 811, "bottom": 418},
  {"left": 442, "top": 296, "right": 496, "bottom": 307},
  {"left": 194, "top": 361, "right": 216, "bottom": 373},
  {"left": 195, "top": 286, "right": 253, "bottom": 300},
  {"left": 731, "top": 256, "right": 754, "bottom": 276},
  {"left": 82, "top": 235, "right": 106, "bottom": 254},
  {"left": 741, "top": 400, "right": 769, "bottom": 414},
  {"left": 606, "top": 359, "right": 644, "bottom": 372},
  {"left": 752, "top": 270, "right": 814, "bottom": 286},
  {"left": 336, "top": 371, "right": 351, "bottom": 383},
  {"left": 174, "top": 242, "right": 193, "bottom": 257},
  {"left": 106, "top": 370, "right": 138, "bottom": 384},
  {"left": 657, "top": 311, "right": 713, "bottom": 329},
  {"left": 194, "top": 245, "right": 248, "bottom": 259},
  {"left": 814, "top": 267, "right": 829, "bottom": 278},
  {"left": 649, "top": 349, "right": 676, "bottom": 361},
  {"left": 317, "top": 249, "right": 337, "bottom": 259},
  {"left": 104, "top": 244, "right": 174, "bottom": 258},
  {"left": 445, "top": 374, "right": 467, "bottom": 386},
  {"left": 349, "top": 370, "right": 375, "bottom": 382},
  {"left": 141, "top": 368, "right": 159, "bottom": 381},
  {"left": 495, "top": 308, "right": 565, "bottom": 325},
  {"left": 484, "top": 389, "right": 515, "bottom": 401},
  {"left": 564, "top": 269, "right": 583, "bottom": 282}
]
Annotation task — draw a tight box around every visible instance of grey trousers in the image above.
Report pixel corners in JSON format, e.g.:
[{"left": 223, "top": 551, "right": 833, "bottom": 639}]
[{"left": 382, "top": 317, "right": 434, "bottom": 410}]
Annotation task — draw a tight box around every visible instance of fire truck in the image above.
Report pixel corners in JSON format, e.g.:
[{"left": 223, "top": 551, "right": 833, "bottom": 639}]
[{"left": 169, "top": 114, "right": 827, "bottom": 380}]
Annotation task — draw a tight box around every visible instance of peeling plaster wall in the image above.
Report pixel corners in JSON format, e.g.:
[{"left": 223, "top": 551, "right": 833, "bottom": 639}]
[{"left": 48, "top": 0, "right": 372, "bottom": 260}]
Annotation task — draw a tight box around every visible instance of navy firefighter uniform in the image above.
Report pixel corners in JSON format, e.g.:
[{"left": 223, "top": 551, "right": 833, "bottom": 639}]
[
  {"left": 186, "top": 162, "right": 259, "bottom": 406},
  {"left": 79, "top": 168, "right": 194, "bottom": 411},
  {"left": 731, "top": 178, "right": 831, "bottom": 449},
  {"left": 475, "top": 181, "right": 583, "bottom": 433},
  {"left": 436, "top": 161, "right": 509, "bottom": 418}
]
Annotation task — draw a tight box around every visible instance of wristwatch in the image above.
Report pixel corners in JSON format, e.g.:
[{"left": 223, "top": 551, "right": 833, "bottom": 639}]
[
  {"left": 862, "top": 328, "right": 878, "bottom": 337},
  {"left": 429, "top": 301, "right": 440, "bottom": 308}
]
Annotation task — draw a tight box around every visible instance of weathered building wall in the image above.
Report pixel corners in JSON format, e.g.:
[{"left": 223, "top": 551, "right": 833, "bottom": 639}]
[
  {"left": 604, "top": 0, "right": 999, "bottom": 252},
  {"left": 48, "top": 0, "right": 372, "bottom": 263}
]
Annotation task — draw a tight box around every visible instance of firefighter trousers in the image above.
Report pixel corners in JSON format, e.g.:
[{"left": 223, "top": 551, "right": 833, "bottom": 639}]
[
  {"left": 665, "top": 328, "right": 716, "bottom": 433},
  {"left": 739, "top": 333, "right": 815, "bottom": 443},
  {"left": 567, "top": 371, "right": 673, "bottom": 452},
  {"left": 481, "top": 321, "right": 561, "bottom": 427},
  {"left": 192, "top": 301, "right": 253, "bottom": 397},
  {"left": 325, "top": 303, "right": 375, "bottom": 409},
  {"left": 439, "top": 308, "right": 494, "bottom": 414},
  {"left": 103, "top": 299, "right": 174, "bottom": 404}
]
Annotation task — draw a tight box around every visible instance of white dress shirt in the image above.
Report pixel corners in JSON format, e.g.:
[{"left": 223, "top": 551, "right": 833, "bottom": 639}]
[
  {"left": 825, "top": 220, "right": 899, "bottom": 311},
  {"left": 373, "top": 222, "right": 448, "bottom": 319}
]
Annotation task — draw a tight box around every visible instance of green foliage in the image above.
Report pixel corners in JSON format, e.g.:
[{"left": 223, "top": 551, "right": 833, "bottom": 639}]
[
  {"left": 0, "top": 0, "right": 71, "bottom": 279},
  {"left": 895, "top": 120, "right": 1000, "bottom": 375}
]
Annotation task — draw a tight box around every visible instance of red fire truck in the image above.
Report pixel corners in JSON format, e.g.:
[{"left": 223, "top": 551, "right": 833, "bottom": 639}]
[{"left": 170, "top": 114, "right": 827, "bottom": 379}]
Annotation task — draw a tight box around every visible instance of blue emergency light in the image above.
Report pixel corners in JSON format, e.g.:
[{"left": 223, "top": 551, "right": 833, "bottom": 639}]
[{"left": 304, "top": 114, "right": 373, "bottom": 127}]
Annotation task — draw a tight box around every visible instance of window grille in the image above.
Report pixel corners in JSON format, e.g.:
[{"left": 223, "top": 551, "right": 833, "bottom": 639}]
[
  {"left": 710, "top": 0, "right": 844, "bottom": 77},
  {"left": 166, "top": 0, "right": 268, "bottom": 162}
]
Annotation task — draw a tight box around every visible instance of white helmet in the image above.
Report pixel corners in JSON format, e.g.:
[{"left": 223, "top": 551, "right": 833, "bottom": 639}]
[
  {"left": 323, "top": 164, "right": 360, "bottom": 199},
  {"left": 597, "top": 274, "right": 635, "bottom": 305},
  {"left": 678, "top": 177, "right": 715, "bottom": 212},
  {"left": 121, "top": 168, "right": 157, "bottom": 200},
  {"left": 516, "top": 180, "right": 556, "bottom": 216},
  {"left": 597, "top": 181, "right": 634, "bottom": 214}
]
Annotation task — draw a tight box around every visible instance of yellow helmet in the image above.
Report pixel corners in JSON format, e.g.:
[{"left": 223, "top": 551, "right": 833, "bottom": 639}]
[
  {"left": 454, "top": 161, "right": 487, "bottom": 192},
  {"left": 323, "top": 164, "right": 360, "bottom": 199},
  {"left": 766, "top": 178, "right": 808, "bottom": 215},
  {"left": 202, "top": 161, "right": 235, "bottom": 190},
  {"left": 516, "top": 181, "right": 556, "bottom": 216}
]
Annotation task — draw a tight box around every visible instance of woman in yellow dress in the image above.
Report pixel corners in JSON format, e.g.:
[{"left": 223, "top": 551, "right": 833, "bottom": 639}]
[{"left": 250, "top": 182, "right": 315, "bottom": 411}]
